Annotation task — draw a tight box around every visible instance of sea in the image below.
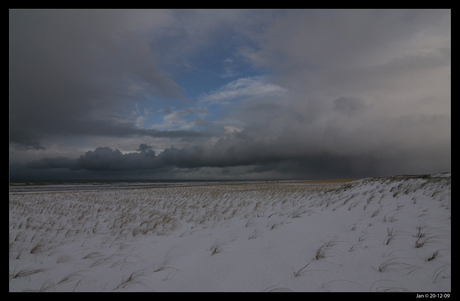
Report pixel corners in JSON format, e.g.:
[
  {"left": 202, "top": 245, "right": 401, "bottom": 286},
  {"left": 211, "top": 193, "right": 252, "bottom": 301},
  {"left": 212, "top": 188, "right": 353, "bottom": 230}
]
[{"left": 9, "top": 179, "right": 277, "bottom": 193}]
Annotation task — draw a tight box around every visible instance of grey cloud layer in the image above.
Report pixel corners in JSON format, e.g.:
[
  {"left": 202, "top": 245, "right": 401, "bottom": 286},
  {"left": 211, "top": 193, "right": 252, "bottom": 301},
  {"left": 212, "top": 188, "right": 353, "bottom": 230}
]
[
  {"left": 10, "top": 9, "right": 450, "bottom": 179},
  {"left": 9, "top": 10, "right": 184, "bottom": 149},
  {"left": 23, "top": 111, "right": 449, "bottom": 178}
]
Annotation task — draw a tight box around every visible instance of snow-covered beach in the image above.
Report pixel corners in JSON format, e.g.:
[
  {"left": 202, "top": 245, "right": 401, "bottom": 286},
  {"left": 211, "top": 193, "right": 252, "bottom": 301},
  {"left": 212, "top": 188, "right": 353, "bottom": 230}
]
[{"left": 9, "top": 173, "right": 450, "bottom": 292}]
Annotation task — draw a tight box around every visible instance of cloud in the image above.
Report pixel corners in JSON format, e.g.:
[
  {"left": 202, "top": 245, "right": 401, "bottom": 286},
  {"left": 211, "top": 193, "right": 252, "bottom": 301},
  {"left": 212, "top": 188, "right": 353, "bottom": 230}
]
[
  {"left": 150, "top": 107, "right": 211, "bottom": 131},
  {"left": 77, "top": 146, "right": 159, "bottom": 171},
  {"left": 9, "top": 128, "right": 45, "bottom": 150},
  {"left": 241, "top": 10, "right": 450, "bottom": 72},
  {"left": 9, "top": 9, "right": 263, "bottom": 150},
  {"left": 21, "top": 108, "right": 450, "bottom": 180},
  {"left": 27, "top": 144, "right": 161, "bottom": 172},
  {"left": 9, "top": 10, "right": 184, "bottom": 149},
  {"left": 135, "top": 116, "right": 147, "bottom": 128},
  {"left": 199, "top": 76, "right": 287, "bottom": 103},
  {"left": 333, "top": 96, "right": 366, "bottom": 117},
  {"left": 10, "top": 10, "right": 450, "bottom": 180},
  {"left": 27, "top": 156, "right": 79, "bottom": 170},
  {"left": 232, "top": 9, "right": 450, "bottom": 164}
]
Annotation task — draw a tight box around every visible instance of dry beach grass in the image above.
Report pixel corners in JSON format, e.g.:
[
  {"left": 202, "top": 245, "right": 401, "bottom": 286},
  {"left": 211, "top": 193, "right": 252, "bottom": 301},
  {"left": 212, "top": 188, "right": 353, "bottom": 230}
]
[{"left": 9, "top": 174, "right": 450, "bottom": 291}]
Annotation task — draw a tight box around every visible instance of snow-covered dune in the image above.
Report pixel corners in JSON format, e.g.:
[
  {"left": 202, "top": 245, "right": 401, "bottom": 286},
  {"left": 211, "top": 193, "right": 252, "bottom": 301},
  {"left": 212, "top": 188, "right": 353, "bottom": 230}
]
[{"left": 9, "top": 173, "right": 450, "bottom": 292}]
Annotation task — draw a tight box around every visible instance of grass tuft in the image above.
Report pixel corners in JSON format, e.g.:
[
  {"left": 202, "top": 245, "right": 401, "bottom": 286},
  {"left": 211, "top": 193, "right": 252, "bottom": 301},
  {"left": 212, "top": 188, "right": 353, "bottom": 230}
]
[
  {"left": 425, "top": 250, "right": 439, "bottom": 262},
  {"left": 153, "top": 257, "right": 178, "bottom": 273},
  {"left": 30, "top": 243, "right": 47, "bottom": 254},
  {"left": 12, "top": 268, "right": 45, "bottom": 279},
  {"left": 375, "top": 258, "right": 418, "bottom": 273},
  {"left": 114, "top": 270, "right": 154, "bottom": 291},
  {"left": 58, "top": 271, "right": 87, "bottom": 284},
  {"left": 39, "top": 279, "right": 55, "bottom": 292},
  {"left": 314, "top": 239, "right": 339, "bottom": 260},
  {"left": 415, "top": 236, "right": 440, "bottom": 248},
  {"left": 208, "top": 239, "right": 224, "bottom": 256},
  {"left": 432, "top": 265, "right": 450, "bottom": 283}
]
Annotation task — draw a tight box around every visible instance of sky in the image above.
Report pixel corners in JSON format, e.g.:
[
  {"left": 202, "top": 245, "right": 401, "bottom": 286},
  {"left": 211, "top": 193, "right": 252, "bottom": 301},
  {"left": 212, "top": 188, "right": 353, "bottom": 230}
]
[{"left": 9, "top": 9, "right": 451, "bottom": 180}]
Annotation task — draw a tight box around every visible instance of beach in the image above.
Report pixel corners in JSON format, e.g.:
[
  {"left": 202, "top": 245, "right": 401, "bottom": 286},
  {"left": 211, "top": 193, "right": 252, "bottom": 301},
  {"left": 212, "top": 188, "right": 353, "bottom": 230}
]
[{"left": 9, "top": 174, "right": 450, "bottom": 292}]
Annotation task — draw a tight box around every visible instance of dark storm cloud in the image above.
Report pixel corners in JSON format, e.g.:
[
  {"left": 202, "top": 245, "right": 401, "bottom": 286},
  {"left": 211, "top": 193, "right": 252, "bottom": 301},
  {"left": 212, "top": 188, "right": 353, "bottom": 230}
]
[
  {"left": 21, "top": 136, "right": 415, "bottom": 180},
  {"left": 77, "top": 146, "right": 158, "bottom": 171},
  {"left": 27, "top": 156, "right": 79, "bottom": 170},
  {"left": 27, "top": 144, "right": 161, "bottom": 171},
  {"left": 9, "top": 128, "right": 45, "bottom": 150},
  {"left": 9, "top": 10, "right": 184, "bottom": 149},
  {"left": 22, "top": 141, "right": 298, "bottom": 174}
]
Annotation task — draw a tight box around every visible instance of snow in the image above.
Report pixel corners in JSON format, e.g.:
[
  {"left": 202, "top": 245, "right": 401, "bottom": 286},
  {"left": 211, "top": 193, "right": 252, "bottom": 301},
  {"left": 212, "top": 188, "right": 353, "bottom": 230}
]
[{"left": 9, "top": 174, "right": 451, "bottom": 292}]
